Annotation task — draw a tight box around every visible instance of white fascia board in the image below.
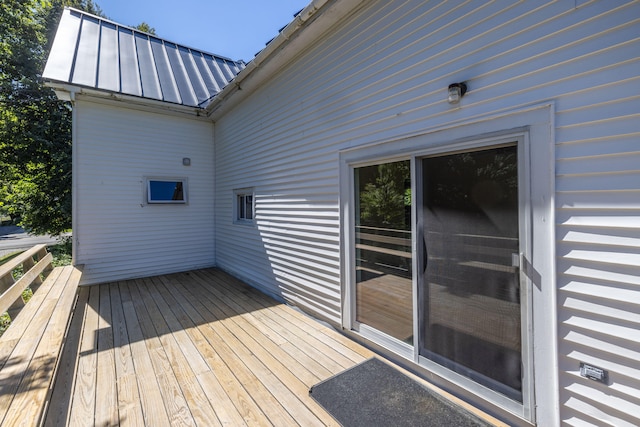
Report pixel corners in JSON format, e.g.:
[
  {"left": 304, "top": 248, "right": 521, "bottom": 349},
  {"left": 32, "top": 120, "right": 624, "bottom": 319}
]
[{"left": 45, "top": 81, "right": 211, "bottom": 120}]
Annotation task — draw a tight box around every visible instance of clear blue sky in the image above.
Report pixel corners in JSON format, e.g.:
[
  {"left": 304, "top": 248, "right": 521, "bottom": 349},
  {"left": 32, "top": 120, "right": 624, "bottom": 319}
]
[{"left": 97, "top": 0, "right": 312, "bottom": 62}]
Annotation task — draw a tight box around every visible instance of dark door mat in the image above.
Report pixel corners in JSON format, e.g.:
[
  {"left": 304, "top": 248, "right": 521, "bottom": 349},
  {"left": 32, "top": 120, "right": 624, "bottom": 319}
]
[{"left": 309, "top": 358, "right": 491, "bottom": 427}]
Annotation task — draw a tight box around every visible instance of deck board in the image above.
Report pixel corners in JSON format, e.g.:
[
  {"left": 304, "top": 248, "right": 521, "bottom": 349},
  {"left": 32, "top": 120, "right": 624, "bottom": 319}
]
[
  {"left": 136, "top": 277, "right": 220, "bottom": 426},
  {"left": 118, "top": 282, "right": 172, "bottom": 426},
  {"left": 158, "top": 278, "right": 253, "bottom": 426},
  {"left": 109, "top": 282, "right": 145, "bottom": 427},
  {"left": 43, "top": 267, "right": 504, "bottom": 426},
  {"left": 68, "top": 280, "right": 99, "bottom": 427},
  {"left": 127, "top": 279, "right": 196, "bottom": 427},
  {"left": 183, "top": 273, "right": 329, "bottom": 426},
  {"left": 96, "top": 284, "right": 118, "bottom": 426},
  {"left": 45, "top": 286, "right": 89, "bottom": 427},
  {"left": 169, "top": 276, "right": 279, "bottom": 426}
]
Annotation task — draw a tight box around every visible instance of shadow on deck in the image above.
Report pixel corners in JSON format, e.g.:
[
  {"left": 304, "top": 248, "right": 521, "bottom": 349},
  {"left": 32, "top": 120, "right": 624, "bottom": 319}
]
[
  {"left": 42, "top": 267, "right": 506, "bottom": 426},
  {"left": 45, "top": 268, "right": 371, "bottom": 426}
]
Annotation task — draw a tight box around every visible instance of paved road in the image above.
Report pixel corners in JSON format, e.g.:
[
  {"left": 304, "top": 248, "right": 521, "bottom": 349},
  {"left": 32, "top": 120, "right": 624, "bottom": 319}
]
[{"left": 0, "top": 225, "right": 66, "bottom": 258}]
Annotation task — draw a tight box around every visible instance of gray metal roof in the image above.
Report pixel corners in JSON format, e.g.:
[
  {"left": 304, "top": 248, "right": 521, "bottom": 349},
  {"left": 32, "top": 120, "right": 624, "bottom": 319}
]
[{"left": 43, "top": 8, "right": 245, "bottom": 108}]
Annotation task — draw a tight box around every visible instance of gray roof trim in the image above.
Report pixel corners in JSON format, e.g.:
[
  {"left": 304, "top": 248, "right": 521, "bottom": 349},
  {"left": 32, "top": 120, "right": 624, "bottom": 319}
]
[{"left": 43, "top": 8, "right": 245, "bottom": 108}]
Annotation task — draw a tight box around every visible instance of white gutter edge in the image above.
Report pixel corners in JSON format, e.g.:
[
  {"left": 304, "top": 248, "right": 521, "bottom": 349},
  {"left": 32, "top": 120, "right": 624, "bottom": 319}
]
[{"left": 45, "top": 81, "right": 209, "bottom": 119}]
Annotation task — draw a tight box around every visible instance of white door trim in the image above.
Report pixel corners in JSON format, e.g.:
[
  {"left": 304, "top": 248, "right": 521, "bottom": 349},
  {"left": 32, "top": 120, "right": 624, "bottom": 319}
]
[{"left": 339, "top": 102, "right": 557, "bottom": 424}]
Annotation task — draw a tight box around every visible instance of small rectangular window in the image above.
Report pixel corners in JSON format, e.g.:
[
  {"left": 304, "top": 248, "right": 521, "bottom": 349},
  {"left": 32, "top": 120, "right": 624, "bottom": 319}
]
[
  {"left": 147, "top": 178, "right": 187, "bottom": 204},
  {"left": 234, "top": 188, "right": 254, "bottom": 222}
]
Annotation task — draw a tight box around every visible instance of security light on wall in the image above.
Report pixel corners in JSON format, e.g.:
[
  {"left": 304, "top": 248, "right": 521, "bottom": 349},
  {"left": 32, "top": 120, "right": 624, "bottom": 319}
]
[{"left": 448, "top": 82, "right": 467, "bottom": 104}]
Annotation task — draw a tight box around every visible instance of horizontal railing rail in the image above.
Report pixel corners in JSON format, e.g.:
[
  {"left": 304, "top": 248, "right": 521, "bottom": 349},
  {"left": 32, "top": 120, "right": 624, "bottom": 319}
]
[
  {"left": 0, "top": 245, "right": 83, "bottom": 426},
  {"left": 0, "top": 244, "right": 54, "bottom": 320}
]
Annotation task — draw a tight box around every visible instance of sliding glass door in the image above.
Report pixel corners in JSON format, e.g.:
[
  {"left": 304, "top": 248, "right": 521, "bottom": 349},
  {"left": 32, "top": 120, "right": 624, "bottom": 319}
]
[
  {"left": 351, "top": 143, "right": 525, "bottom": 403},
  {"left": 342, "top": 110, "right": 555, "bottom": 421},
  {"left": 418, "top": 144, "right": 523, "bottom": 401}
]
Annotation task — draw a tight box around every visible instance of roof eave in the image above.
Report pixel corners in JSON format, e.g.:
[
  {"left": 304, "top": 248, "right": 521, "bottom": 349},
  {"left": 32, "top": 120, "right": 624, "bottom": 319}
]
[
  {"left": 46, "top": 81, "right": 209, "bottom": 118},
  {"left": 205, "top": 0, "right": 367, "bottom": 120},
  {"left": 43, "top": 7, "right": 245, "bottom": 112}
]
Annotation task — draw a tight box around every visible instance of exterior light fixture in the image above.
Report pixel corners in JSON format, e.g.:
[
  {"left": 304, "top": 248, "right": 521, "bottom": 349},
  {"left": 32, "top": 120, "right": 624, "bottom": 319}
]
[
  {"left": 448, "top": 82, "right": 467, "bottom": 104},
  {"left": 182, "top": 157, "right": 191, "bottom": 166}
]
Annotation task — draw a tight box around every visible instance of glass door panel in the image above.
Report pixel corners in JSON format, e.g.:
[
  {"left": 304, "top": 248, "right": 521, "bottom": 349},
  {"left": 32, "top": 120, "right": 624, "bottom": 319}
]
[
  {"left": 419, "top": 145, "right": 522, "bottom": 401},
  {"left": 354, "top": 161, "right": 413, "bottom": 344}
]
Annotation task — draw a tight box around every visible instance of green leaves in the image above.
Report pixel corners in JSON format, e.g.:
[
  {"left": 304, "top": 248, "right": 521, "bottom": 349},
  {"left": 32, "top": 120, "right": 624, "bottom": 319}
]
[
  {"left": 359, "top": 161, "right": 411, "bottom": 230},
  {"left": 135, "top": 21, "right": 156, "bottom": 35},
  {"left": 1, "top": 0, "right": 148, "bottom": 236},
  {"left": 0, "top": 0, "right": 45, "bottom": 86},
  {"left": 0, "top": 0, "right": 74, "bottom": 236}
]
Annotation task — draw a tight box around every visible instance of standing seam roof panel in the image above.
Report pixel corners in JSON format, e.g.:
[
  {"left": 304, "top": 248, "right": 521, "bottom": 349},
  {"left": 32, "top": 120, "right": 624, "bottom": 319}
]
[
  {"left": 97, "top": 22, "right": 119, "bottom": 92},
  {"left": 192, "top": 52, "right": 222, "bottom": 99},
  {"left": 118, "top": 28, "right": 142, "bottom": 96},
  {"left": 205, "top": 56, "right": 229, "bottom": 91},
  {"left": 72, "top": 16, "right": 100, "bottom": 87},
  {"left": 179, "top": 48, "right": 210, "bottom": 106},
  {"left": 215, "top": 58, "right": 235, "bottom": 81},
  {"left": 165, "top": 43, "right": 196, "bottom": 106},
  {"left": 136, "top": 34, "right": 163, "bottom": 100},
  {"left": 43, "top": 8, "right": 245, "bottom": 108},
  {"left": 151, "top": 39, "right": 181, "bottom": 104},
  {"left": 42, "top": 10, "right": 81, "bottom": 82}
]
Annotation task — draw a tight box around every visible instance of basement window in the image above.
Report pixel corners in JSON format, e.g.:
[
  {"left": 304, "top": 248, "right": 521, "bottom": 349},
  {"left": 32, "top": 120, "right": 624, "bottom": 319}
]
[
  {"left": 235, "top": 188, "right": 254, "bottom": 222},
  {"left": 147, "top": 178, "right": 187, "bottom": 204}
]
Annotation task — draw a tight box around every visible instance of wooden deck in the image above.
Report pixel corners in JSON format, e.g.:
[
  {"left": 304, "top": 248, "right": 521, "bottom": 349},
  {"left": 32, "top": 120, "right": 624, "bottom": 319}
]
[
  {"left": 44, "top": 268, "right": 372, "bottom": 426},
  {"left": 40, "top": 267, "right": 504, "bottom": 426}
]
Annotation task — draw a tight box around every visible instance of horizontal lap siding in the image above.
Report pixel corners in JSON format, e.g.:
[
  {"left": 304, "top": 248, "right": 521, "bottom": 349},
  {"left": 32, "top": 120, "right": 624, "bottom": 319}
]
[
  {"left": 550, "top": 1, "right": 640, "bottom": 424},
  {"left": 76, "top": 101, "right": 215, "bottom": 284},
  {"left": 214, "top": 1, "right": 639, "bottom": 423}
]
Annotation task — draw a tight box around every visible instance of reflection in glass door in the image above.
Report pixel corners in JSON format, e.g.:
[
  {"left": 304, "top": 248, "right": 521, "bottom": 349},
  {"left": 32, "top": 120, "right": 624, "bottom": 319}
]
[
  {"left": 354, "top": 161, "right": 413, "bottom": 344},
  {"left": 419, "top": 144, "right": 523, "bottom": 402}
]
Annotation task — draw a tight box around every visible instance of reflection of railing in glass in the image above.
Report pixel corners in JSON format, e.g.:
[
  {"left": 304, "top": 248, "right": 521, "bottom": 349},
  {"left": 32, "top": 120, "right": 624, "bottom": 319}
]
[
  {"left": 356, "top": 226, "right": 411, "bottom": 279},
  {"left": 355, "top": 226, "right": 413, "bottom": 343}
]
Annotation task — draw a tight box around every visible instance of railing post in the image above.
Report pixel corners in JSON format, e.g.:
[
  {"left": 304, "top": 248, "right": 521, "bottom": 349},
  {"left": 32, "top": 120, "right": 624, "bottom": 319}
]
[
  {"left": 23, "top": 254, "right": 44, "bottom": 293},
  {"left": 0, "top": 245, "right": 52, "bottom": 321},
  {"left": 1, "top": 272, "right": 25, "bottom": 320},
  {"left": 0, "top": 273, "right": 14, "bottom": 294},
  {"left": 38, "top": 246, "right": 53, "bottom": 274},
  {"left": 6, "top": 297, "right": 25, "bottom": 320}
]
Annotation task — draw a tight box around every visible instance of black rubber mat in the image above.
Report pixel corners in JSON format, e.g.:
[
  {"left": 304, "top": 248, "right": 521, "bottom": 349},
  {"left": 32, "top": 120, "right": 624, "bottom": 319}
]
[{"left": 309, "top": 358, "right": 490, "bottom": 427}]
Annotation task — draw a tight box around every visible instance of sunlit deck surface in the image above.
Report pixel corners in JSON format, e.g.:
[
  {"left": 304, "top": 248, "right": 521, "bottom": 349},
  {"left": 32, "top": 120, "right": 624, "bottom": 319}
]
[{"left": 45, "top": 268, "right": 373, "bottom": 426}]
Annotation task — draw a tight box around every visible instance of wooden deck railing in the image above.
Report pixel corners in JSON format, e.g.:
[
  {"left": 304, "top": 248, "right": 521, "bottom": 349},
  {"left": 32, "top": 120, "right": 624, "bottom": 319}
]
[
  {"left": 0, "top": 244, "right": 83, "bottom": 426},
  {"left": 0, "top": 244, "right": 53, "bottom": 320}
]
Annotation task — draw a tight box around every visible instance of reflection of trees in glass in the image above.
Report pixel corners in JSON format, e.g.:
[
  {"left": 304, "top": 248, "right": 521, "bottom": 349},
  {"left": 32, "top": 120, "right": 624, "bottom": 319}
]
[
  {"left": 428, "top": 147, "right": 517, "bottom": 211},
  {"left": 359, "top": 161, "right": 411, "bottom": 230},
  {"left": 424, "top": 145, "right": 518, "bottom": 237}
]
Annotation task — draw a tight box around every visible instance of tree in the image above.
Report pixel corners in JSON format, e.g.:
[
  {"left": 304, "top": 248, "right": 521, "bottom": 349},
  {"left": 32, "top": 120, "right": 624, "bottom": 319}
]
[
  {"left": 359, "top": 161, "right": 411, "bottom": 230},
  {"left": 135, "top": 22, "right": 156, "bottom": 35},
  {"left": 0, "top": 0, "right": 103, "bottom": 236}
]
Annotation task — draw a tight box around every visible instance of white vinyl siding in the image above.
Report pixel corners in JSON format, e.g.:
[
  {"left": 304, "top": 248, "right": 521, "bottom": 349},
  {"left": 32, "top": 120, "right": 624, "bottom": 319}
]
[
  {"left": 74, "top": 100, "right": 215, "bottom": 284},
  {"left": 213, "top": 1, "right": 640, "bottom": 425}
]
